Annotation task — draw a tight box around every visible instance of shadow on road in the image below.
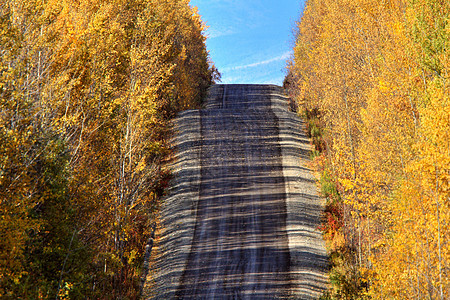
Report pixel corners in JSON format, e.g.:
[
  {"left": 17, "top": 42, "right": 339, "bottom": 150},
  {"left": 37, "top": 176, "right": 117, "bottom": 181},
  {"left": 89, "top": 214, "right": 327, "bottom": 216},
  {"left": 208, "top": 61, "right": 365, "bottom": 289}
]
[{"left": 147, "top": 85, "right": 328, "bottom": 299}]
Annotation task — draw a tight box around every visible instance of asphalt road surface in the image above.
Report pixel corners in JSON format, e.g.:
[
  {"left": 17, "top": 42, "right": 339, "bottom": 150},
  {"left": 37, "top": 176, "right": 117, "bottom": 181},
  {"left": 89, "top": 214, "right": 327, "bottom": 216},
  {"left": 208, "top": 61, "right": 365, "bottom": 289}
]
[{"left": 146, "top": 85, "right": 328, "bottom": 299}]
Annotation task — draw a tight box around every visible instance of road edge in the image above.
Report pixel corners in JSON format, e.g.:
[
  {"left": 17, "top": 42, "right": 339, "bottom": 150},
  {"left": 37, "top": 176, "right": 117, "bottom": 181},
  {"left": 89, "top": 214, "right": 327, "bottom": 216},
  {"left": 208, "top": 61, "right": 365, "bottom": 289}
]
[
  {"left": 143, "top": 110, "right": 202, "bottom": 299},
  {"left": 272, "top": 89, "right": 329, "bottom": 299}
]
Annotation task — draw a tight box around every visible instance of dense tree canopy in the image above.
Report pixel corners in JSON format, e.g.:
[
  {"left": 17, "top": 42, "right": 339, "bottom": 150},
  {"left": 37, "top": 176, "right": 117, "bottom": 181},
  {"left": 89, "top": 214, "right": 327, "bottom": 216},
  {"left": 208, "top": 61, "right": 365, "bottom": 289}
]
[
  {"left": 0, "top": 0, "right": 216, "bottom": 298},
  {"left": 287, "top": 0, "right": 449, "bottom": 298}
]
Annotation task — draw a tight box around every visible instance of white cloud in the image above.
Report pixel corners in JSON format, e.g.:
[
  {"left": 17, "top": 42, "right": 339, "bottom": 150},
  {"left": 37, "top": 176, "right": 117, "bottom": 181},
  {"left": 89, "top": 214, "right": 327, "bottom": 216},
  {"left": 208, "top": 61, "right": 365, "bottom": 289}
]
[
  {"left": 206, "top": 27, "right": 235, "bottom": 39},
  {"left": 223, "top": 51, "right": 292, "bottom": 72}
]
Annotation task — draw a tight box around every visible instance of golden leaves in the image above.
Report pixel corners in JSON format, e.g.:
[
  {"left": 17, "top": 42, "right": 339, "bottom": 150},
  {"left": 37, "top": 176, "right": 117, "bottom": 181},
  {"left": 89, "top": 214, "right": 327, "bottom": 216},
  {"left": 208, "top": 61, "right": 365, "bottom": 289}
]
[
  {"left": 1, "top": 0, "right": 214, "bottom": 297},
  {"left": 289, "top": 0, "right": 449, "bottom": 298}
]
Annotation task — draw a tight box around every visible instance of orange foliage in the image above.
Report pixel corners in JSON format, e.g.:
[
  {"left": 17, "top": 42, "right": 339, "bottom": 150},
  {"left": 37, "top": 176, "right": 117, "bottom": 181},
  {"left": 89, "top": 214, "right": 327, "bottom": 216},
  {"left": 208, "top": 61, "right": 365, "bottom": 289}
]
[{"left": 1, "top": 0, "right": 215, "bottom": 297}]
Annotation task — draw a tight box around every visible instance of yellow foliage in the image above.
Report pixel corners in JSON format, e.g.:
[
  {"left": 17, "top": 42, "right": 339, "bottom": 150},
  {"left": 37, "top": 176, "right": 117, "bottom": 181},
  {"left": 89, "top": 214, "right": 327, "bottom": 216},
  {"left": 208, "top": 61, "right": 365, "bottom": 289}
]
[
  {"left": 288, "top": 0, "right": 449, "bottom": 298},
  {"left": 1, "top": 0, "right": 215, "bottom": 297}
]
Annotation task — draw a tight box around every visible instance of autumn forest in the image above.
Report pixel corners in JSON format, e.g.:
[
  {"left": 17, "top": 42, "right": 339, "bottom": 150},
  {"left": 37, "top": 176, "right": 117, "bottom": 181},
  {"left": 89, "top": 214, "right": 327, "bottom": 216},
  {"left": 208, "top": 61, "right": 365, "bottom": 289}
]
[
  {"left": 0, "top": 0, "right": 216, "bottom": 298},
  {"left": 1, "top": 0, "right": 448, "bottom": 299},
  {"left": 286, "top": 0, "right": 448, "bottom": 298}
]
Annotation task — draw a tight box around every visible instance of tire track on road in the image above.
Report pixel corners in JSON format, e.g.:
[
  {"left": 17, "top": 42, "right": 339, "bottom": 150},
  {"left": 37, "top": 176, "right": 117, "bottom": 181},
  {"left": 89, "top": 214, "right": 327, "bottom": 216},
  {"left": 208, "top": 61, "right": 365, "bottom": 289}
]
[
  {"left": 147, "top": 85, "right": 328, "bottom": 299},
  {"left": 176, "top": 85, "right": 292, "bottom": 299}
]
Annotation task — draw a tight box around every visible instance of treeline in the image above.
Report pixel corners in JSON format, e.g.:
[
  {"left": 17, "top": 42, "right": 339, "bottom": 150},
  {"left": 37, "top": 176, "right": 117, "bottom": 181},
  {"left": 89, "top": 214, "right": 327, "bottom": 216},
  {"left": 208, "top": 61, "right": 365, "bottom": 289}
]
[
  {"left": 287, "top": 0, "right": 448, "bottom": 299},
  {"left": 0, "top": 0, "right": 216, "bottom": 298}
]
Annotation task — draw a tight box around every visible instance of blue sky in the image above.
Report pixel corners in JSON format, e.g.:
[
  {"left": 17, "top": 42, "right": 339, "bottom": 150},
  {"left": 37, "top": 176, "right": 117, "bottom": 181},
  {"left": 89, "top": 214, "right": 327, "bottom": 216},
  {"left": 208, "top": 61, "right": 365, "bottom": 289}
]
[{"left": 190, "top": 0, "right": 305, "bottom": 85}]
